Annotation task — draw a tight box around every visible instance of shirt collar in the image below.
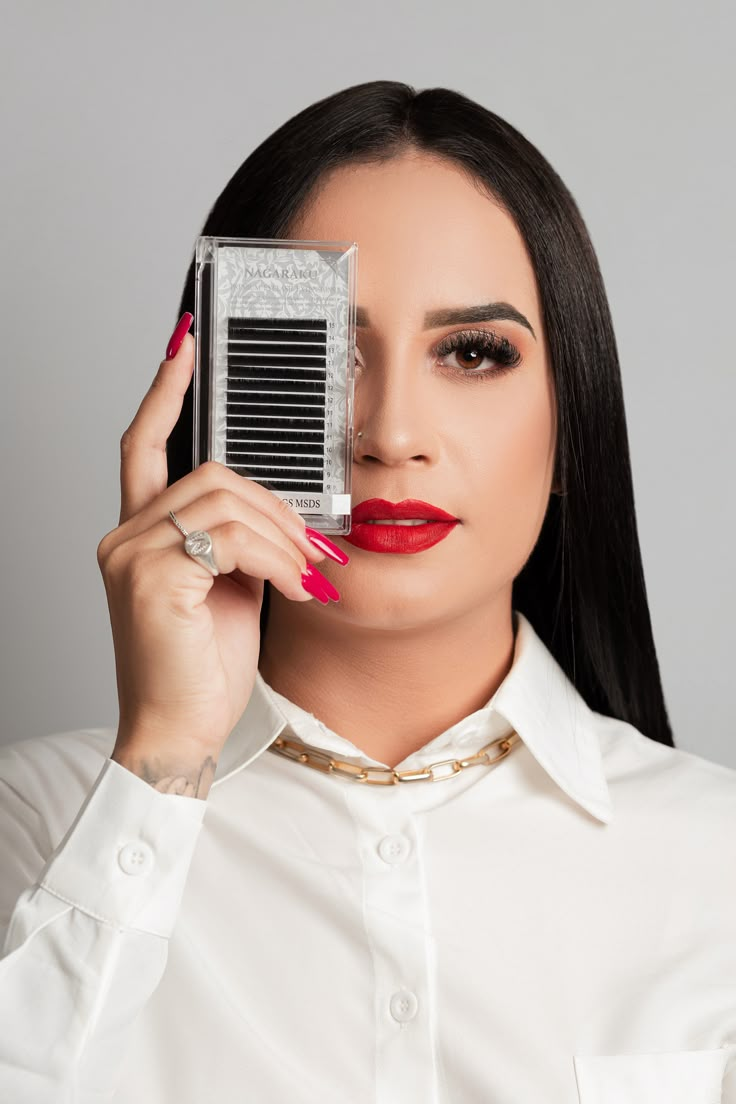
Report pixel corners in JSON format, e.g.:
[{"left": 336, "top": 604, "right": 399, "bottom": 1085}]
[{"left": 212, "top": 610, "right": 613, "bottom": 824}]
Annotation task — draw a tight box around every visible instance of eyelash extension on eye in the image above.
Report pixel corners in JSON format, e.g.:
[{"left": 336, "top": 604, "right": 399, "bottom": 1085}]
[{"left": 434, "top": 328, "right": 522, "bottom": 379}]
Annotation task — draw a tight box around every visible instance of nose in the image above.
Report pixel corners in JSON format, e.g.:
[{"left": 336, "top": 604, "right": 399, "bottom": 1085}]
[{"left": 351, "top": 350, "right": 439, "bottom": 469}]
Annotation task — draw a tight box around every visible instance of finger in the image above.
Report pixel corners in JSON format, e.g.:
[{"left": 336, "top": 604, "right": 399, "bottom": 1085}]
[
  {"left": 119, "top": 317, "right": 194, "bottom": 525},
  {"left": 139, "top": 489, "right": 313, "bottom": 573},
  {"left": 150, "top": 519, "right": 324, "bottom": 604},
  {"left": 117, "top": 459, "right": 326, "bottom": 566}
]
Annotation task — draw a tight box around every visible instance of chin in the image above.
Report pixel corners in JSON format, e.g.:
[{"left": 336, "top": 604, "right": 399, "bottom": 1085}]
[{"left": 326, "top": 582, "right": 477, "bottom": 629}]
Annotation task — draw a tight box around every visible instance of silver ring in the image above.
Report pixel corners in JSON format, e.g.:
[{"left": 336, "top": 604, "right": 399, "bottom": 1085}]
[{"left": 168, "top": 510, "right": 220, "bottom": 577}]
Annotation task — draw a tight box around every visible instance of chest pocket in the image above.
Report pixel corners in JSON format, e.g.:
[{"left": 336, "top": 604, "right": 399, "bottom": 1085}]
[{"left": 573, "top": 1045, "right": 736, "bottom": 1103}]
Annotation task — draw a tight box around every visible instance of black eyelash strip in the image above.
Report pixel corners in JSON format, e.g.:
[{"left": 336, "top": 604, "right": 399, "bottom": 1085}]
[{"left": 226, "top": 317, "right": 327, "bottom": 486}]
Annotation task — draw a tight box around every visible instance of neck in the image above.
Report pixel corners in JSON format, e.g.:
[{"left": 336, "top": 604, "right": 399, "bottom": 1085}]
[{"left": 258, "top": 591, "right": 516, "bottom": 769}]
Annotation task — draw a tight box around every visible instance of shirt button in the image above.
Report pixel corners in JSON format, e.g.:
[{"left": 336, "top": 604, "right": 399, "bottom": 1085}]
[
  {"left": 377, "top": 835, "right": 411, "bottom": 865},
  {"left": 390, "top": 990, "right": 418, "bottom": 1023},
  {"left": 118, "top": 841, "right": 154, "bottom": 876}
]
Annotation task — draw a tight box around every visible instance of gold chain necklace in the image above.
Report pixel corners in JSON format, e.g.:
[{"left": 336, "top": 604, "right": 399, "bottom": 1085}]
[{"left": 267, "top": 729, "right": 521, "bottom": 785}]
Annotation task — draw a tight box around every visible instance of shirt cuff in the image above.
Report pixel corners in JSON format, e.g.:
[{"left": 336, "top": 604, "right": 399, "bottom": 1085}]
[{"left": 37, "top": 757, "right": 207, "bottom": 938}]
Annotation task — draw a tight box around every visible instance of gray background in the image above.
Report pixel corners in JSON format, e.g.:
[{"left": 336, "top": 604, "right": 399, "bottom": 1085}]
[{"left": 1, "top": 1, "right": 733, "bottom": 766}]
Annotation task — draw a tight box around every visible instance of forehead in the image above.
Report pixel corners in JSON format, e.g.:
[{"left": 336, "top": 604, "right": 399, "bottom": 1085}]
[{"left": 289, "top": 151, "right": 541, "bottom": 331}]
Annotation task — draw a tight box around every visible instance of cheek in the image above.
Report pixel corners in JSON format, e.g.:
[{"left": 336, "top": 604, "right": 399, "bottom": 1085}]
[{"left": 461, "top": 377, "right": 555, "bottom": 546}]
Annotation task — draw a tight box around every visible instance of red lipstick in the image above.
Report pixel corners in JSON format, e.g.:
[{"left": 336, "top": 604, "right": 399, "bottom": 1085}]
[{"left": 344, "top": 498, "right": 460, "bottom": 554}]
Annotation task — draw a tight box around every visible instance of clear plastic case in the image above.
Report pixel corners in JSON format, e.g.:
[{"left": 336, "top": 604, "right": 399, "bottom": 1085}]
[{"left": 193, "top": 236, "right": 357, "bottom": 534}]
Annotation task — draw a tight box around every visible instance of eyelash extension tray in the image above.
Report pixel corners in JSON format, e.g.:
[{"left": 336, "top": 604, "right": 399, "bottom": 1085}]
[{"left": 193, "top": 236, "right": 357, "bottom": 535}]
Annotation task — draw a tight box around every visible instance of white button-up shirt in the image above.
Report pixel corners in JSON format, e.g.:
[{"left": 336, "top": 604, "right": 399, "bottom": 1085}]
[{"left": 1, "top": 611, "right": 735, "bottom": 1103}]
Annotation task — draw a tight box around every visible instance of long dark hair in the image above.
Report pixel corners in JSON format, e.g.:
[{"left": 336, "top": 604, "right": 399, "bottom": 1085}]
[{"left": 166, "top": 80, "right": 674, "bottom": 747}]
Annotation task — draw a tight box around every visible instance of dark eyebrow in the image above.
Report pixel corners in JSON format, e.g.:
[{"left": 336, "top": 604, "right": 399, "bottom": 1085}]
[{"left": 355, "top": 301, "right": 536, "bottom": 341}]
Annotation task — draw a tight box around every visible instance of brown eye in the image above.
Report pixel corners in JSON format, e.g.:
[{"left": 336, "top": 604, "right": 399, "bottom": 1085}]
[
  {"left": 453, "top": 344, "right": 486, "bottom": 371},
  {"left": 435, "top": 328, "right": 522, "bottom": 380}
]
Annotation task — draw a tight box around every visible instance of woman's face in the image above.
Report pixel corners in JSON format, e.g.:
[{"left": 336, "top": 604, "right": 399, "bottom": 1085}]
[{"left": 283, "top": 149, "right": 557, "bottom": 634}]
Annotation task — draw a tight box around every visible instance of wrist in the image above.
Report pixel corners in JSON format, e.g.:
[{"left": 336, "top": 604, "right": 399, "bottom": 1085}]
[{"left": 112, "top": 728, "right": 219, "bottom": 800}]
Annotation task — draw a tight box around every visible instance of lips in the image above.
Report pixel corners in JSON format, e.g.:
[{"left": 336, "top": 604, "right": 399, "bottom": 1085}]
[
  {"left": 351, "top": 498, "right": 459, "bottom": 523},
  {"left": 345, "top": 498, "right": 460, "bottom": 554}
]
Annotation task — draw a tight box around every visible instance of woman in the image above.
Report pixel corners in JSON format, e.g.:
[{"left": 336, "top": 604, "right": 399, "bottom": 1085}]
[{"left": 1, "top": 80, "right": 734, "bottom": 1103}]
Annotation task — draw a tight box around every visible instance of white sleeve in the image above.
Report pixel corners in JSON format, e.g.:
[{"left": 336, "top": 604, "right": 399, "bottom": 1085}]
[{"left": 0, "top": 752, "right": 207, "bottom": 1104}]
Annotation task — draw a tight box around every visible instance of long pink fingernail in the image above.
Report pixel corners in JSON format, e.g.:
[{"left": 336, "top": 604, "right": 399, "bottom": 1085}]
[
  {"left": 165, "top": 312, "right": 194, "bottom": 360},
  {"left": 301, "top": 563, "right": 340, "bottom": 603},
  {"left": 301, "top": 564, "right": 330, "bottom": 604},
  {"left": 310, "top": 565, "right": 340, "bottom": 601},
  {"left": 305, "top": 526, "right": 350, "bottom": 564}
]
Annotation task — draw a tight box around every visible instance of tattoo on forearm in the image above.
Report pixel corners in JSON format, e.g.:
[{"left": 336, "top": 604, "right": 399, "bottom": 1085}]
[{"left": 115, "top": 752, "right": 218, "bottom": 799}]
